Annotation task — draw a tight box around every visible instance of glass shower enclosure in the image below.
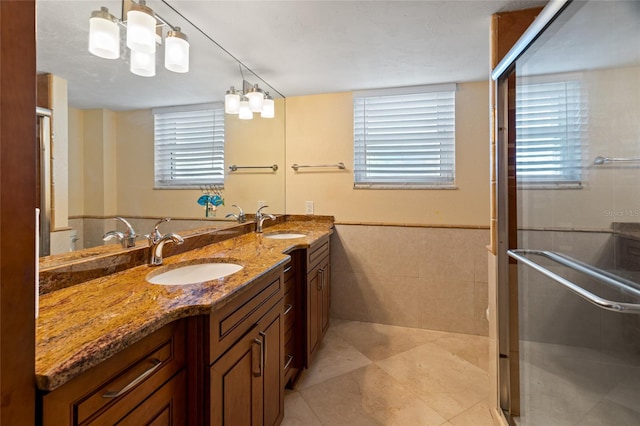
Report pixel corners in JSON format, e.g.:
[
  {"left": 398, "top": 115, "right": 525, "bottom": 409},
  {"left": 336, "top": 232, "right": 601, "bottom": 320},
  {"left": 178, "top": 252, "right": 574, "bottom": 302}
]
[{"left": 494, "top": 0, "right": 640, "bottom": 424}]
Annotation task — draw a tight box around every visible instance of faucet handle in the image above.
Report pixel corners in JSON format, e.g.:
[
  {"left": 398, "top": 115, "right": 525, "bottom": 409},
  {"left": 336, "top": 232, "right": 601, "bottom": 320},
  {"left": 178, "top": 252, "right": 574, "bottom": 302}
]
[
  {"left": 232, "top": 205, "right": 246, "bottom": 223},
  {"left": 257, "top": 205, "right": 270, "bottom": 214},
  {"left": 114, "top": 216, "right": 137, "bottom": 238}
]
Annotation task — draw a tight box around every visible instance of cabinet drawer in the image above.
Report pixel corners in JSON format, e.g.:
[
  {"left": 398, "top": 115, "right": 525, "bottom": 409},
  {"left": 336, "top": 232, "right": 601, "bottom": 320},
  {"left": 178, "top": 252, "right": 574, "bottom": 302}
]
[
  {"left": 283, "top": 262, "right": 295, "bottom": 282},
  {"left": 42, "top": 320, "right": 186, "bottom": 426},
  {"left": 307, "top": 236, "right": 330, "bottom": 270},
  {"left": 209, "top": 268, "right": 282, "bottom": 363}
]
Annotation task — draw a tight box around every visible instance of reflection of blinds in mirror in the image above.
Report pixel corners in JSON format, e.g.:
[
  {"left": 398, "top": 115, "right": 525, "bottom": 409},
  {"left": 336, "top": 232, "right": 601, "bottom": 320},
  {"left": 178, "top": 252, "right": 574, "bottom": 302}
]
[
  {"left": 153, "top": 103, "right": 225, "bottom": 188},
  {"left": 353, "top": 84, "right": 456, "bottom": 189},
  {"left": 515, "top": 79, "right": 586, "bottom": 187}
]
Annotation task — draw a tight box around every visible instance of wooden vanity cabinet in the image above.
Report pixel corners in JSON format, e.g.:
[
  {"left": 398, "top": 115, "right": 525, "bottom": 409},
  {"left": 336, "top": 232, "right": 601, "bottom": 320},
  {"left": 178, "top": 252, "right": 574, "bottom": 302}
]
[
  {"left": 40, "top": 319, "right": 188, "bottom": 425},
  {"left": 305, "top": 236, "right": 331, "bottom": 366},
  {"left": 283, "top": 252, "right": 305, "bottom": 387},
  {"left": 208, "top": 268, "right": 284, "bottom": 426}
]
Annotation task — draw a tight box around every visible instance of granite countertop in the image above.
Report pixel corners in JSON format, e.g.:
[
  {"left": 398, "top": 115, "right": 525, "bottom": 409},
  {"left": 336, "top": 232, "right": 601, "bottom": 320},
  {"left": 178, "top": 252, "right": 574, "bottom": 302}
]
[{"left": 36, "top": 219, "right": 333, "bottom": 391}]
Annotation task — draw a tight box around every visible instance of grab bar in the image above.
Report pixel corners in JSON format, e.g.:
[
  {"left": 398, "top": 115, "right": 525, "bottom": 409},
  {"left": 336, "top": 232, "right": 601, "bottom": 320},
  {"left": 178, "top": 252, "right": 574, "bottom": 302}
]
[
  {"left": 593, "top": 156, "right": 640, "bottom": 165},
  {"left": 229, "top": 164, "right": 278, "bottom": 172},
  {"left": 507, "top": 249, "right": 640, "bottom": 313},
  {"left": 291, "top": 162, "right": 346, "bottom": 172}
]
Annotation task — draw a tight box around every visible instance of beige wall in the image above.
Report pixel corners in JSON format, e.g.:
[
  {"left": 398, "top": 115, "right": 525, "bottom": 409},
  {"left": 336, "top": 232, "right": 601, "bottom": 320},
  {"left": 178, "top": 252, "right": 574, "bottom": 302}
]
[
  {"left": 285, "top": 82, "right": 491, "bottom": 226},
  {"left": 50, "top": 74, "right": 69, "bottom": 230},
  {"left": 68, "top": 107, "right": 84, "bottom": 217}
]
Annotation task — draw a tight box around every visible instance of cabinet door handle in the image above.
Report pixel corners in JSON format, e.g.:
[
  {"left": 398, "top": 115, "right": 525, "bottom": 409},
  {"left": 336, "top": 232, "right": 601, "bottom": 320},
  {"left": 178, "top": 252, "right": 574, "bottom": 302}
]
[
  {"left": 102, "top": 358, "right": 162, "bottom": 398},
  {"left": 284, "top": 354, "right": 294, "bottom": 370},
  {"left": 253, "top": 337, "right": 263, "bottom": 377},
  {"left": 284, "top": 304, "right": 294, "bottom": 315},
  {"left": 317, "top": 268, "right": 324, "bottom": 291},
  {"left": 284, "top": 265, "right": 292, "bottom": 274}
]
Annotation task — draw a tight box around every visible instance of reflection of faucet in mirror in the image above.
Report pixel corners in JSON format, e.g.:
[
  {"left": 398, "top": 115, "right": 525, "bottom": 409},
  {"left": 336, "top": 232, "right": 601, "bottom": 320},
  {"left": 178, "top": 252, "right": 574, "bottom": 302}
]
[
  {"left": 225, "top": 205, "right": 246, "bottom": 223},
  {"left": 255, "top": 206, "right": 275, "bottom": 233},
  {"left": 102, "top": 217, "right": 138, "bottom": 248},
  {"left": 145, "top": 218, "right": 184, "bottom": 266}
]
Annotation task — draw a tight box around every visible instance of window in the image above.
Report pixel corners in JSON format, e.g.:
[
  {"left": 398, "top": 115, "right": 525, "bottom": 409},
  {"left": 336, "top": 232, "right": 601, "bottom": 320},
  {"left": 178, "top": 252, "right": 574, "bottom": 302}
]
[
  {"left": 353, "top": 84, "right": 456, "bottom": 189},
  {"left": 154, "top": 103, "right": 225, "bottom": 188},
  {"left": 516, "top": 77, "right": 586, "bottom": 187}
]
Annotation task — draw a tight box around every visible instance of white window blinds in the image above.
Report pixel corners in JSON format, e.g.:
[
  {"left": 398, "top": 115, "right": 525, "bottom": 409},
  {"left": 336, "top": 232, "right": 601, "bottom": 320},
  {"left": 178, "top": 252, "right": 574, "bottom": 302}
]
[
  {"left": 353, "top": 85, "right": 456, "bottom": 188},
  {"left": 516, "top": 79, "right": 586, "bottom": 187},
  {"left": 154, "top": 104, "right": 225, "bottom": 188}
]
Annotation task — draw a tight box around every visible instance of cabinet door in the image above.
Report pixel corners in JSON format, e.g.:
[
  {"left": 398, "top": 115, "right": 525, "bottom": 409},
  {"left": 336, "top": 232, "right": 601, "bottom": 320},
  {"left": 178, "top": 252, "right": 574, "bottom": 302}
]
[
  {"left": 117, "top": 369, "right": 187, "bottom": 426},
  {"left": 209, "top": 300, "right": 283, "bottom": 426},
  {"left": 307, "top": 254, "right": 331, "bottom": 365},
  {"left": 210, "top": 326, "right": 263, "bottom": 426}
]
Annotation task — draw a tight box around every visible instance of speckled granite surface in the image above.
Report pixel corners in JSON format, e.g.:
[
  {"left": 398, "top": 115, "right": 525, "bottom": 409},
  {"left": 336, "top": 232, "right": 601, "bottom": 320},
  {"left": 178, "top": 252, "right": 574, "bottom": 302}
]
[{"left": 36, "top": 218, "right": 333, "bottom": 391}]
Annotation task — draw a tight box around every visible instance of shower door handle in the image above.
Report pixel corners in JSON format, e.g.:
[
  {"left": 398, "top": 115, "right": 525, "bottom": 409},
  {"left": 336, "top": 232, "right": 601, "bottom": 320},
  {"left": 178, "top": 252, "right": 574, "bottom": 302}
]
[{"left": 507, "top": 249, "right": 640, "bottom": 314}]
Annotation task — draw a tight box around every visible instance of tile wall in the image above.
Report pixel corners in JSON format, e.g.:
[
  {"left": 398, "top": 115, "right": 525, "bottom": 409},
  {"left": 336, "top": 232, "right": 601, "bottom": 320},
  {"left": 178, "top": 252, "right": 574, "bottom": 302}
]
[{"left": 331, "top": 224, "right": 490, "bottom": 336}]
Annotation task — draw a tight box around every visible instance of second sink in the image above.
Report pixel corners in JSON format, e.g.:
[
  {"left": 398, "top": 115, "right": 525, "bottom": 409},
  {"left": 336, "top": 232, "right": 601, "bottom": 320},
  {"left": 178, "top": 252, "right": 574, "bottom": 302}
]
[
  {"left": 146, "top": 261, "right": 243, "bottom": 285},
  {"left": 264, "top": 233, "right": 306, "bottom": 240}
]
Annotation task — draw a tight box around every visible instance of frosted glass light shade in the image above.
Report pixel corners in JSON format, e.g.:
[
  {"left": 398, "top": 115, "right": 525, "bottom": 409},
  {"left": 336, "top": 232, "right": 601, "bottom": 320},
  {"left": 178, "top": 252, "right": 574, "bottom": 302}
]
[
  {"left": 246, "top": 85, "right": 265, "bottom": 113},
  {"left": 261, "top": 96, "right": 275, "bottom": 118},
  {"left": 126, "top": 5, "right": 156, "bottom": 54},
  {"left": 130, "top": 49, "right": 155, "bottom": 77},
  {"left": 165, "top": 28, "right": 189, "bottom": 73},
  {"left": 225, "top": 88, "right": 240, "bottom": 114},
  {"left": 239, "top": 97, "right": 253, "bottom": 120},
  {"left": 89, "top": 8, "right": 119, "bottom": 59}
]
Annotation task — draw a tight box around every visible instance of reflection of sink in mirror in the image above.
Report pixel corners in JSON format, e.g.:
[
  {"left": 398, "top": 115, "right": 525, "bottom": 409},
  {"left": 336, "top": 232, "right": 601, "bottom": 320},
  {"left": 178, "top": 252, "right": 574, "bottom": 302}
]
[
  {"left": 264, "top": 233, "right": 306, "bottom": 240},
  {"left": 146, "top": 261, "right": 243, "bottom": 285}
]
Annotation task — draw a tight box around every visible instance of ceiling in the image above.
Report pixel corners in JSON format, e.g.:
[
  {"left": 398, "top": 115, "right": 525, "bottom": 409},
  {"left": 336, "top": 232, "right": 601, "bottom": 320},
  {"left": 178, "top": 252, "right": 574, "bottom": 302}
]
[{"left": 36, "top": 0, "right": 549, "bottom": 110}]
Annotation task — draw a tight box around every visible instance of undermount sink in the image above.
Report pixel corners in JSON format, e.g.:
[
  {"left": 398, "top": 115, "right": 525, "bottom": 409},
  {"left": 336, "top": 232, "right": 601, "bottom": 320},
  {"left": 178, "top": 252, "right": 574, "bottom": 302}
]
[
  {"left": 146, "top": 261, "right": 243, "bottom": 285},
  {"left": 264, "top": 233, "right": 307, "bottom": 240}
]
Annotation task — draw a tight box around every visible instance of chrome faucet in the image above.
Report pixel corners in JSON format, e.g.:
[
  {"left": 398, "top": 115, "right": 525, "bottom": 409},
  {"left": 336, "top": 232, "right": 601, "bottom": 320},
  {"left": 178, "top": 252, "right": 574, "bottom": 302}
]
[
  {"left": 255, "top": 206, "right": 276, "bottom": 233},
  {"left": 145, "top": 218, "right": 184, "bottom": 266},
  {"left": 103, "top": 216, "right": 138, "bottom": 248},
  {"left": 225, "top": 204, "right": 246, "bottom": 223}
]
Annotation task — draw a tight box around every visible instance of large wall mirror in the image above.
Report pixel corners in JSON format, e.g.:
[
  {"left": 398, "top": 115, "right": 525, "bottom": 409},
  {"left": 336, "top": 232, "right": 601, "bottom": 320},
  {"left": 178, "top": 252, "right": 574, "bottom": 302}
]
[{"left": 36, "top": 0, "right": 286, "bottom": 261}]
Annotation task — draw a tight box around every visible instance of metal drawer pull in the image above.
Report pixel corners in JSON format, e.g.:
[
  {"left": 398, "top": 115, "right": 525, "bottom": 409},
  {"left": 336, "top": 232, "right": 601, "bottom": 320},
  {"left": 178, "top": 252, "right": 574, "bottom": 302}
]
[
  {"left": 284, "top": 304, "right": 294, "bottom": 315},
  {"left": 284, "top": 266, "right": 292, "bottom": 274},
  {"left": 508, "top": 249, "right": 640, "bottom": 313},
  {"left": 102, "top": 358, "right": 162, "bottom": 398},
  {"left": 253, "top": 335, "right": 264, "bottom": 377},
  {"left": 317, "top": 268, "right": 324, "bottom": 291},
  {"left": 284, "top": 354, "right": 294, "bottom": 370}
]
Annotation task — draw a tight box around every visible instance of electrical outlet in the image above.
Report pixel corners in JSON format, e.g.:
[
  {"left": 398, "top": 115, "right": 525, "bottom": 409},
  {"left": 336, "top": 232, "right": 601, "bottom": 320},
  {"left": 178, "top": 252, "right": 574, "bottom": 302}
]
[
  {"left": 305, "top": 201, "right": 314, "bottom": 215},
  {"left": 258, "top": 200, "right": 266, "bottom": 209}
]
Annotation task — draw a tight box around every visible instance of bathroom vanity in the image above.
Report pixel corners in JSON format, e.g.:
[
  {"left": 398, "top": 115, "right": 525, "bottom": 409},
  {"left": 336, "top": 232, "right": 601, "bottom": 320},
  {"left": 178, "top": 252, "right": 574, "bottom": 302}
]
[{"left": 36, "top": 217, "right": 333, "bottom": 425}]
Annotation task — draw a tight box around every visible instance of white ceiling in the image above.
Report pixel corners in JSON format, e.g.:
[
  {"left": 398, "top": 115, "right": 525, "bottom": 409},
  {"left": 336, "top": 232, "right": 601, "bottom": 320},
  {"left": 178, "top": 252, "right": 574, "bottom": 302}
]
[{"left": 36, "top": 0, "right": 549, "bottom": 110}]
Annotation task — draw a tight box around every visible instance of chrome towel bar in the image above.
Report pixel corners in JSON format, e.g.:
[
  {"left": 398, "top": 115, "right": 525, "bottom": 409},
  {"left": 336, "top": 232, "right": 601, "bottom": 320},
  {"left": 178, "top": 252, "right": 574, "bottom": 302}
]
[
  {"left": 229, "top": 164, "right": 278, "bottom": 172},
  {"left": 507, "top": 249, "right": 640, "bottom": 313},
  {"left": 291, "top": 162, "right": 345, "bottom": 171},
  {"left": 593, "top": 156, "right": 640, "bottom": 165}
]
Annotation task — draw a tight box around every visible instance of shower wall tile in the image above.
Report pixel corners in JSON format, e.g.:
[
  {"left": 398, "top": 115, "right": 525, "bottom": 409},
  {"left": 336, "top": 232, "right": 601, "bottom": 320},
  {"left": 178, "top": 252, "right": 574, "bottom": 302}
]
[{"left": 331, "top": 224, "right": 490, "bottom": 336}]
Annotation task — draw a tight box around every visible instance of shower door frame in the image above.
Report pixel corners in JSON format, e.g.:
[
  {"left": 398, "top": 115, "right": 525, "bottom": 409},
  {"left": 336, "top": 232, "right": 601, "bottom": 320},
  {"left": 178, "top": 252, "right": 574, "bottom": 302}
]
[{"left": 492, "top": 0, "right": 572, "bottom": 423}]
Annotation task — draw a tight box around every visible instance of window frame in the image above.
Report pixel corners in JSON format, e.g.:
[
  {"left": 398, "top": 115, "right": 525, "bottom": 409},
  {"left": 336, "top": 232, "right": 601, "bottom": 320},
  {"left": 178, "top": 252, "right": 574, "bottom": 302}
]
[{"left": 353, "top": 83, "right": 457, "bottom": 190}]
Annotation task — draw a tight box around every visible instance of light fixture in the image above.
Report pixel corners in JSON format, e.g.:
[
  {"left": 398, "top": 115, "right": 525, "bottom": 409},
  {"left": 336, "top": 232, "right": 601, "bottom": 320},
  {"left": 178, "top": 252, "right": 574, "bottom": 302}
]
[
  {"left": 224, "top": 75, "right": 275, "bottom": 119},
  {"left": 245, "top": 84, "right": 265, "bottom": 113},
  {"left": 225, "top": 87, "right": 241, "bottom": 114},
  {"left": 126, "top": 0, "right": 156, "bottom": 54},
  {"left": 261, "top": 93, "right": 275, "bottom": 118},
  {"left": 238, "top": 96, "right": 253, "bottom": 120},
  {"left": 88, "top": 7, "right": 120, "bottom": 59},
  {"left": 165, "top": 27, "right": 189, "bottom": 73},
  {"left": 88, "top": 0, "right": 191, "bottom": 77},
  {"left": 130, "top": 49, "right": 155, "bottom": 77}
]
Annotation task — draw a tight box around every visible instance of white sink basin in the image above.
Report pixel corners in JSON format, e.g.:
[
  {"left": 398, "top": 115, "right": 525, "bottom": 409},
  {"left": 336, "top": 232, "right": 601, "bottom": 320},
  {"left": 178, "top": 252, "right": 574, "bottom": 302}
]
[
  {"left": 147, "top": 262, "right": 243, "bottom": 285},
  {"left": 264, "top": 233, "right": 306, "bottom": 240}
]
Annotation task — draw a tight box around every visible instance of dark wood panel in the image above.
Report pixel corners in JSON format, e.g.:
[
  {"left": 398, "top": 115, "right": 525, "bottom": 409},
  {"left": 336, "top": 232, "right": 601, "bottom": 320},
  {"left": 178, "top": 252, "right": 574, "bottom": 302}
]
[{"left": 0, "top": 1, "right": 37, "bottom": 424}]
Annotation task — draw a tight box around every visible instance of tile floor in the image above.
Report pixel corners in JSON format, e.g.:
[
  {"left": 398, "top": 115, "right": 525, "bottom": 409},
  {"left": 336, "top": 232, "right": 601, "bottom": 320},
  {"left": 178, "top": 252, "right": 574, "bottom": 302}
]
[{"left": 282, "top": 319, "right": 497, "bottom": 426}]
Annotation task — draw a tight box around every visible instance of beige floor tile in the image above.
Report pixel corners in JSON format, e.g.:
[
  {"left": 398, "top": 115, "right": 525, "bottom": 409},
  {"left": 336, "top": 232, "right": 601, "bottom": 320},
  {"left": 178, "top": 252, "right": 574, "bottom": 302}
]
[
  {"left": 431, "top": 332, "right": 490, "bottom": 373},
  {"left": 377, "top": 341, "right": 488, "bottom": 420},
  {"left": 295, "top": 327, "right": 372, "bottom": 390},
  {"left": 331, "top": 320, "right": 450, "bottom": 362},
  {"left": 281, "top": 391, "right": 322, "bottom": 426},
  {"left": 300, "top": 364, "right": 448, "bottom": 426},
  {"left": 448, "top": 400, "right": 497, "bottom": 426}
]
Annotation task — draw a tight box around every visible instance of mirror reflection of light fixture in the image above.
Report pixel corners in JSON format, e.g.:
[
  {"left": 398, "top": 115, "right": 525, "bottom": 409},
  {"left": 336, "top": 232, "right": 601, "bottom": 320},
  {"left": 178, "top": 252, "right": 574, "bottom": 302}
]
[
  {"left": 88, "top": 0, "right": 190, "bottom": 76},
  {"left": 224, "top": 73, "right": 275, "bottom": 119},
  {"left": 261, "top": 93, "right": 275, "bottom": 118},
  {"left": 88, "top": 7, "right": 120, "bottom": 59},
  {"left": 238, "top": 96, "right": 253, "bottom": 120}
]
